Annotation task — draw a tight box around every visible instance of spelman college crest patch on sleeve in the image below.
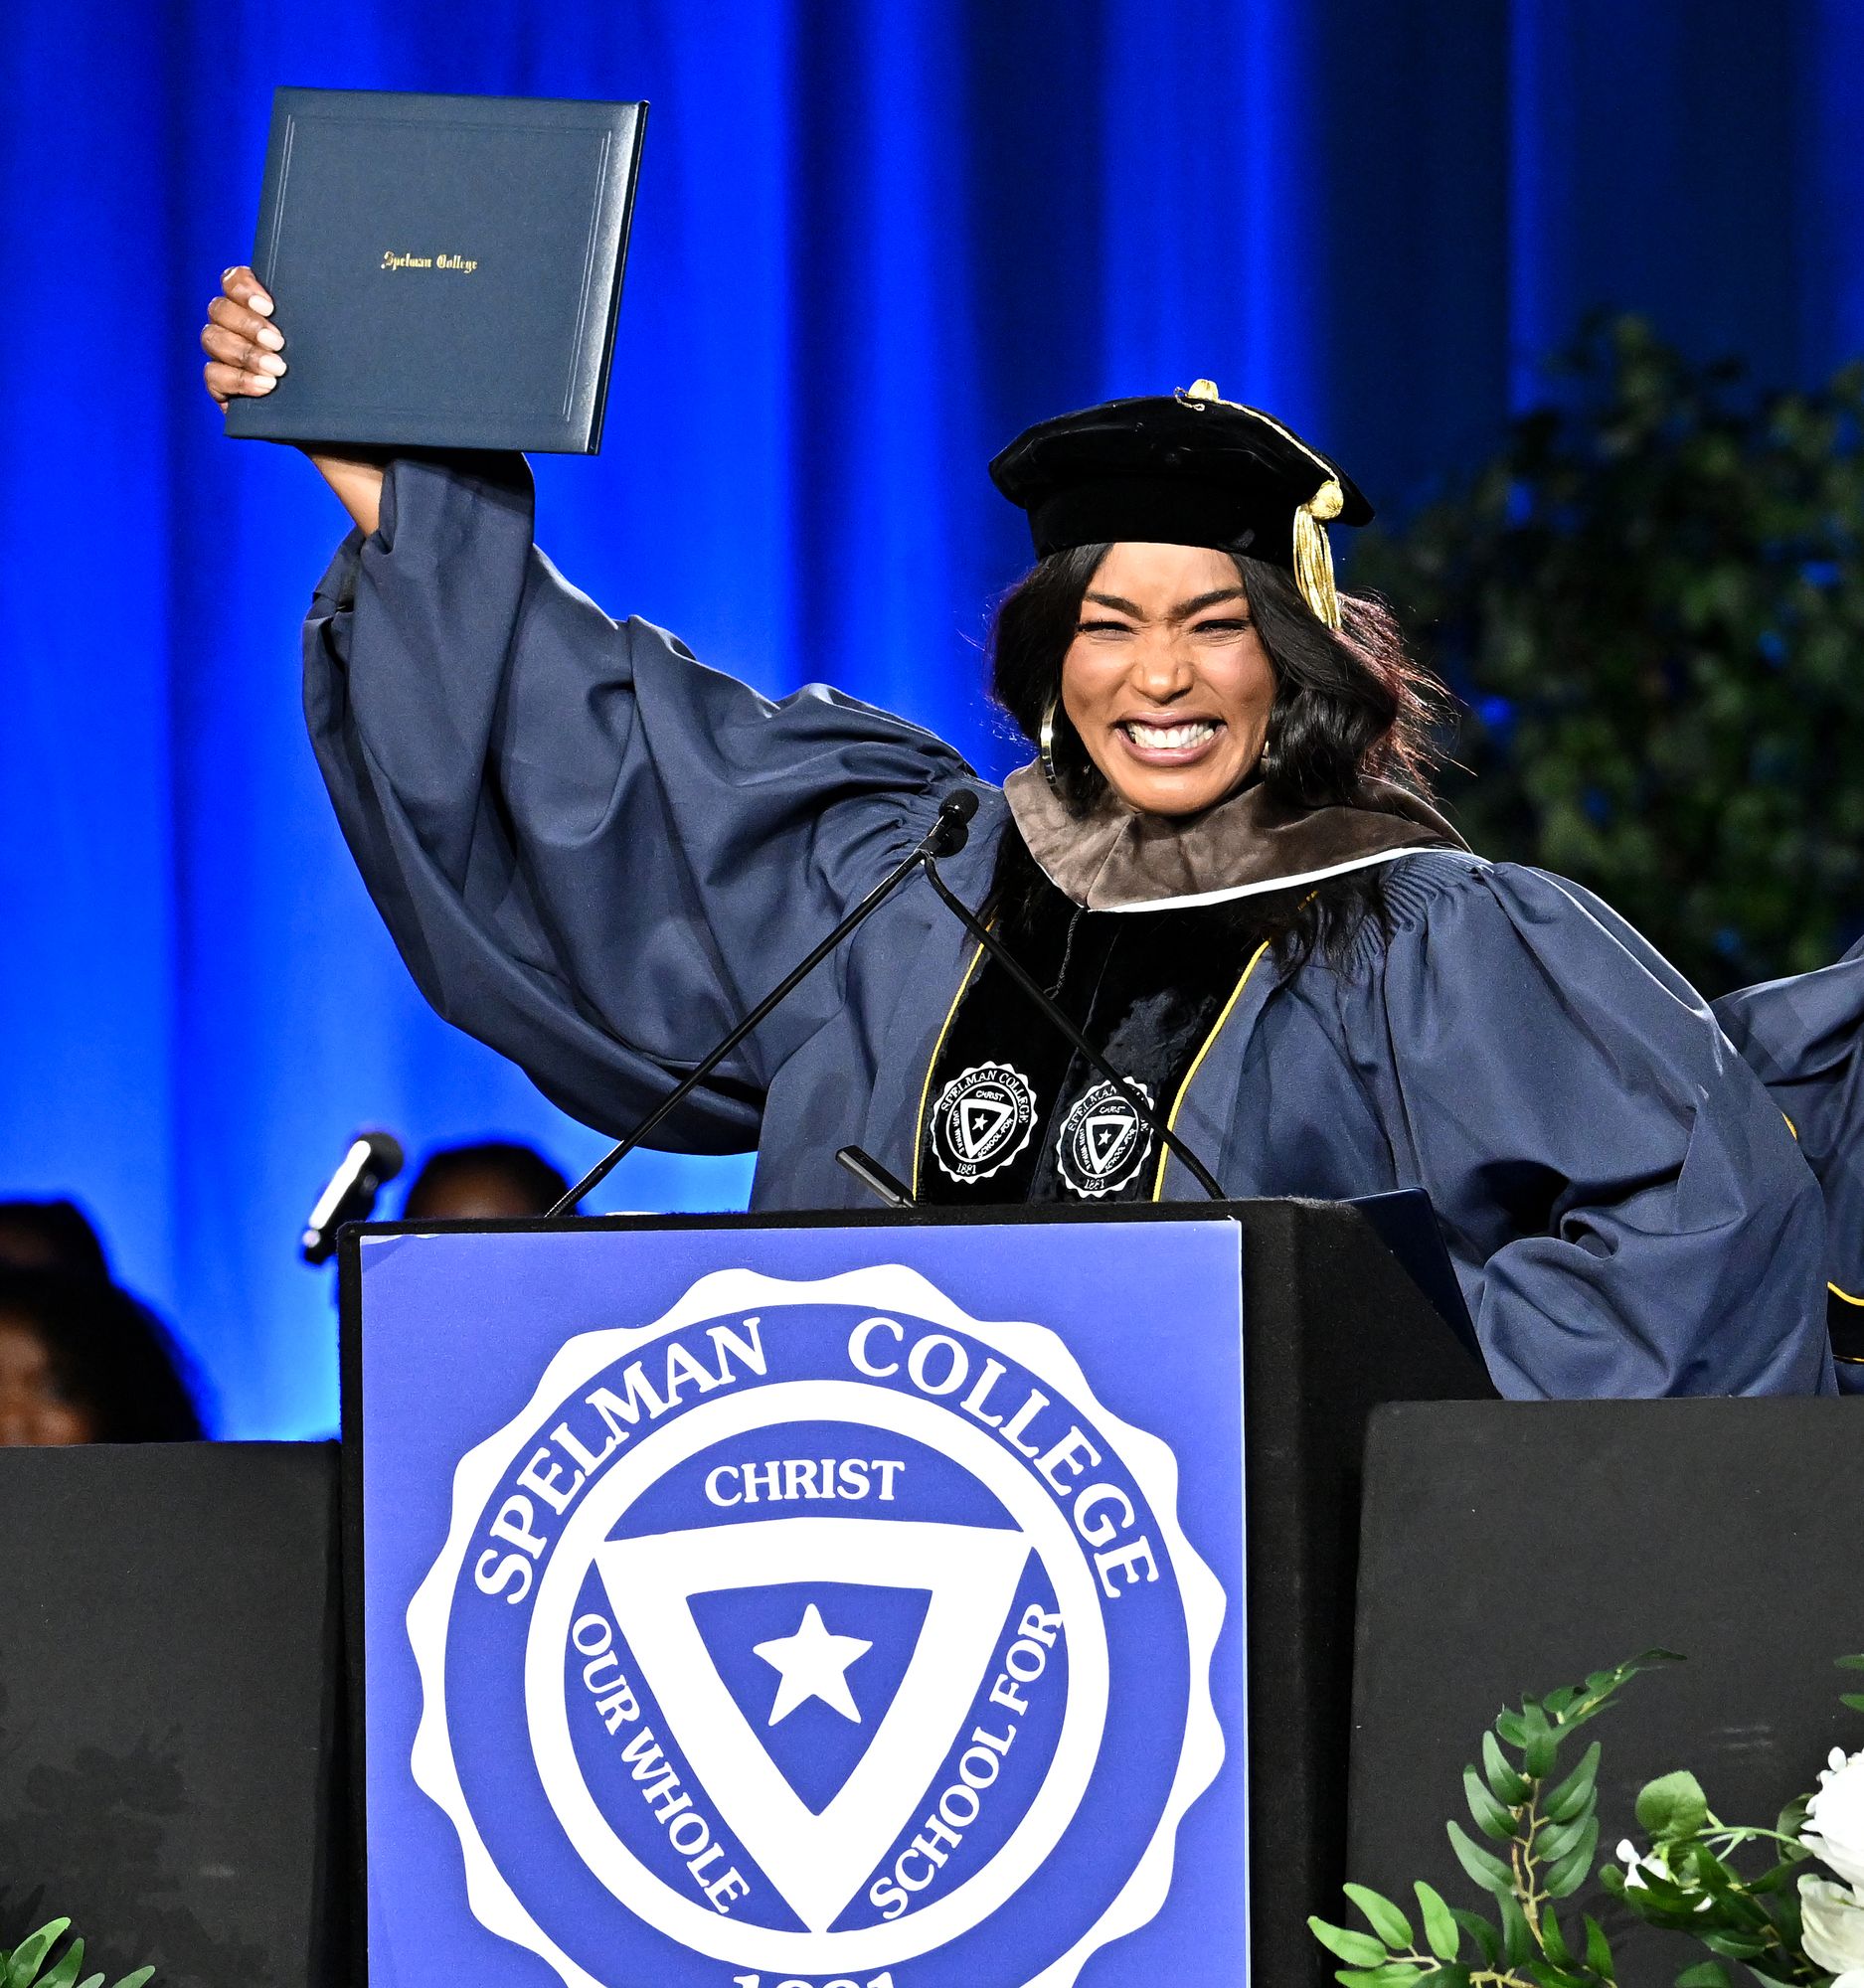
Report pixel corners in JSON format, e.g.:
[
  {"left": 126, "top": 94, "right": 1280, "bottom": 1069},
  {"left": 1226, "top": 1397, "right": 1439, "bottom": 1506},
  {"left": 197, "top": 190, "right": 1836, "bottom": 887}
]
[{"left": 401, "top": 1263, "right": 1229, "bottom": 1988}]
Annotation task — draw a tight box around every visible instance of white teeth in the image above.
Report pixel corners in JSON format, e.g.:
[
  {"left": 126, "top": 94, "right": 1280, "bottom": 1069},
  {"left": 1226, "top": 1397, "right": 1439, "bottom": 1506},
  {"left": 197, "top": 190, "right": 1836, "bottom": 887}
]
[{"left": 1125, "top": 721, "right": 1217, "bottom": 750}]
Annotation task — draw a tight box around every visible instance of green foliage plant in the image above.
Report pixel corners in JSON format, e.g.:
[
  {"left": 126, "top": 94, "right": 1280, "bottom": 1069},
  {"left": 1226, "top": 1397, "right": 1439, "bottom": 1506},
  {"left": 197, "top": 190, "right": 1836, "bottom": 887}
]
[
  {"left": 1349, "top": 318, "right": 1864, "bottom": 994},
  {"left": 0, "top": 1917, "right": 153, "bottom": 1988},
  {"left": 1313, "top": 1654, "right": 1864, "bottom": 1988},
  {"left": 1600, "top": 1655, "right": 1864, "bottom": 1987},
  {"left": 1596, "top": 1769, "right": 1817, "bottom": 1988},
  {"left": 1308, "top": 1649, "right": 1679, "bottom": 1987}
]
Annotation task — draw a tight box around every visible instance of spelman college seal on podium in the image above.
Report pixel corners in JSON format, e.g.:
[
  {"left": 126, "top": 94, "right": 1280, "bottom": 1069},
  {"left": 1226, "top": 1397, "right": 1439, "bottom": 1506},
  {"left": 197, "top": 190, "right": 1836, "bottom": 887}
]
[{"left": 404, "top": 1264, "right": 1227, "bottom": 1988}]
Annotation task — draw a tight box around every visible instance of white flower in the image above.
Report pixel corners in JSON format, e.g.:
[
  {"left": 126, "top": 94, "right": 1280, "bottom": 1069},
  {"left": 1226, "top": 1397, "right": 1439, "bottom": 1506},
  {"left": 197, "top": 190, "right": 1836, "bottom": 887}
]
[
  {"left": 1616, "top": 1838, "right": 1660, "bottom": 1890},
  {"left": 1804, "top": 1747, "right": 1864, "bottom": 1890},
  {"left": 1616, "top": 1838, "right": 1713, "bottom": 1910},
  {"left": 1799, "top": 1875, "right": 1864, "bottom": 1976}
]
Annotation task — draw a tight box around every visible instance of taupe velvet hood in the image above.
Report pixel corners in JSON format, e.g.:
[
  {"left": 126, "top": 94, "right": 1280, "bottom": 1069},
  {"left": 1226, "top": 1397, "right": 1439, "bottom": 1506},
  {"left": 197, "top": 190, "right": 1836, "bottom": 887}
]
[{"left": 1003, "top": 763, "right": 1467, "bottom": 911}]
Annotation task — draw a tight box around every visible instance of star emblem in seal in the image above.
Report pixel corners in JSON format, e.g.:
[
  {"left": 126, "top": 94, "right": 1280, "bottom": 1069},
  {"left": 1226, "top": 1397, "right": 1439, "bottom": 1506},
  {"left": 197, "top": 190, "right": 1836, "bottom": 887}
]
[
  {"left": 929, "top": 1062, "right": 1038, "bottom": 1183},
  {"left": 1056, "top": 1077, "right": 1156, "bottom": 1198}
]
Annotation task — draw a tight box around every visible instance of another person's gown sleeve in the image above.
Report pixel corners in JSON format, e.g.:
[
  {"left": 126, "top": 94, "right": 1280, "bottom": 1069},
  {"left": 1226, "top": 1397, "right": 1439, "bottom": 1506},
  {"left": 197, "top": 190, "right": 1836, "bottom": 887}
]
[
  {"left": 301, "top": 452, "right": 969, "bottom": 1149},
  {"left": 1342, "top": 859, "right": 1834, "bottom": 1397},
  {"left": 1714, "top": 939, "right": 1864, "bottom": 1304}
]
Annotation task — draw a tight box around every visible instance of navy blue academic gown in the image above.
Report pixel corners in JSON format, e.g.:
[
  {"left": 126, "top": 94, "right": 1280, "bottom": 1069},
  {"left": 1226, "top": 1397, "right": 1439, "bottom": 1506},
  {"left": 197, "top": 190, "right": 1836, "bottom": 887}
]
[
  {"left": 1716, "top": 949, "right": 1864, "bottom": 1319},
  {"left": 303, "top": 454, "right": 1835, "bottom": 1402}
]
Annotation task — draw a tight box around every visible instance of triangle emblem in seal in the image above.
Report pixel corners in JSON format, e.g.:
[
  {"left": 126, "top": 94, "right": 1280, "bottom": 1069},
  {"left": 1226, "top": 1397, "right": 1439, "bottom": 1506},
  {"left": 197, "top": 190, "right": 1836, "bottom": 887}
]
[{"left": 594, "top": 1516, "right": 1030, "bottom": 1933}]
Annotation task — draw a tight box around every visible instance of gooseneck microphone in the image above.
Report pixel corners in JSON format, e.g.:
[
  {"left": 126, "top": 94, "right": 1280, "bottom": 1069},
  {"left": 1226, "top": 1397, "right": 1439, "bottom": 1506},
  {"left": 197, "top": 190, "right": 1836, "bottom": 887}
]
[
  {"left": 919, "top": 859, "right": 1227, "bottom": 1200},
  {"left": 301, "top": 1130, "right": 405, "bottom": 1263},
  {"left": 549, "top": 784, "right": 1227, "bottom": 1214},
  {"left": 548, "top": 789, "right": 981, "bottom": 1216}
]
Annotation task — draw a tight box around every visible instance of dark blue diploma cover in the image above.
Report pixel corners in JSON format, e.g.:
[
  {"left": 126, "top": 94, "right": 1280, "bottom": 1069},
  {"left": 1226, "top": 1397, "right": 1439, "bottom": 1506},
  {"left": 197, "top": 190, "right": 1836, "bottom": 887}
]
[{"left": 225, "top": 87, "right": 646, "bottom": 454}]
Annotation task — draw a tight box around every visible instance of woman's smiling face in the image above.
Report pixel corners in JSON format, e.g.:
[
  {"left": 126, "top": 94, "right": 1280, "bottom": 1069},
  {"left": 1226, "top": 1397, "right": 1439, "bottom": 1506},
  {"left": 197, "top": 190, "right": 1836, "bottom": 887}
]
[{"left": 1059, "top": 542, "right": 1277, "bottom": 816}]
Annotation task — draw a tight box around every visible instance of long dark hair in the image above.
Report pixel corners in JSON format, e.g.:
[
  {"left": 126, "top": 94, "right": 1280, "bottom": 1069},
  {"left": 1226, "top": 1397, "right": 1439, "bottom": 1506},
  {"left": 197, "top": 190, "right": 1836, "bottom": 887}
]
[{"left": 987, "top": 546, "right": 1449, "bottom": 965}]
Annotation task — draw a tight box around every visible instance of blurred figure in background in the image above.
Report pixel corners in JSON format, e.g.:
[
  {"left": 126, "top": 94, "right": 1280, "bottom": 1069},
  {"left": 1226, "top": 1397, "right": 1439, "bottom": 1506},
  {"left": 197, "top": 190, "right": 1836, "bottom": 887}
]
[
  {"left": 402, "top": 1140, "right": 577, "bottom": 1221},
  {"left": 0, "top": 1197, "right": 111, "bottom": 1278},
  {"left": 0, "top": 1265, "right": 205, "bottom": 1444}
]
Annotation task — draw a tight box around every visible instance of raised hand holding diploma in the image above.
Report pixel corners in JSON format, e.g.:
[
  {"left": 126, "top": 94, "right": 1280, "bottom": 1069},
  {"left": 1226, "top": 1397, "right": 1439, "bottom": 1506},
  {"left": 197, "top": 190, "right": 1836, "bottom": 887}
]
[
  {"left": 213, "top": 88, "right": 643, "bottom": 458},
  {"left": 201, "top": 266, "right": 384, "bottom": 533},
  {"left": 200, "top": 263, "right": 285, "bottom": 407}
]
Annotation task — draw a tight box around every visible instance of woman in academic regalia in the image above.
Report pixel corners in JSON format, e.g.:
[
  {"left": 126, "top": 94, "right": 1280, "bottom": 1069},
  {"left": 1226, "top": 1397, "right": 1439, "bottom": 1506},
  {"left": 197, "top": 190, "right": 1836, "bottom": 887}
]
[{"left": 200, "top": 267, "right": 1836, "bottom": 1400}]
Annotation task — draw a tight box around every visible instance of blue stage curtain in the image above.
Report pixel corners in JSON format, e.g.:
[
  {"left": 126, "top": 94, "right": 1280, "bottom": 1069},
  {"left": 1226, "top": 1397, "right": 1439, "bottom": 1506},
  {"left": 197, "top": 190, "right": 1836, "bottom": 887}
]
[{"left": 3, "top": 0, "right": 1862, "bottom": 1433}]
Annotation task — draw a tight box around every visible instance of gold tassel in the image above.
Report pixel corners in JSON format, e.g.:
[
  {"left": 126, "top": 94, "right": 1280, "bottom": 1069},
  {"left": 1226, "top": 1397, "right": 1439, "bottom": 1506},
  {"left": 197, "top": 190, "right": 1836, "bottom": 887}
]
[
  {"left": 1292, "top": 477, "right": 1344, "bottom": 630},
  {"left": 1178, "top": 381, "right": 1347, "bottom": 626}
]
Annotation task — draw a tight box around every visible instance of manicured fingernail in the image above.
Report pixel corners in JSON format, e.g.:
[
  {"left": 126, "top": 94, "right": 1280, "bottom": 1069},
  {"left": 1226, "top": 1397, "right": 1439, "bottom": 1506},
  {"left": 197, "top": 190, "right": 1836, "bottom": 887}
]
[
  {"left": 258, "top": 353, "right": 286, "bottom": 377},
  {"left": 251, "top": 374, "right": 276, "bottom": 393},
  {"left": 222, "top": 265, "right": 239, "bottom": 280},
  {"left": 250, "top": 293, "right": 273, "bottom": 315},
  {"left": 257, "top": 325, "right": 283, "bottom": 351}
]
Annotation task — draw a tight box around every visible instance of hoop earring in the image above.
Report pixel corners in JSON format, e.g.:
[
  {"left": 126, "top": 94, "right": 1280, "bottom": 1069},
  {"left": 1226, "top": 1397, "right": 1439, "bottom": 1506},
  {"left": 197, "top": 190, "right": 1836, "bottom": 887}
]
[{"left": 1039, "top": 696, "right": 1063, "bottom": 796}]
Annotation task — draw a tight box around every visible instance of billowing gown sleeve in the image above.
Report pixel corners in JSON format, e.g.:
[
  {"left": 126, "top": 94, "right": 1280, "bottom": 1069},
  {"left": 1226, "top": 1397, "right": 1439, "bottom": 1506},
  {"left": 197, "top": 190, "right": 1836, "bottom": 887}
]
[
  {"left": 1351, "top": 860, "right": 1834, "bottom": 1398},
  {"left": 302, "top": 453, "right": 969, "bottom": 1148},
  {"left": 1712, "top": 942, "right": 1864, "bottom": 1299}
]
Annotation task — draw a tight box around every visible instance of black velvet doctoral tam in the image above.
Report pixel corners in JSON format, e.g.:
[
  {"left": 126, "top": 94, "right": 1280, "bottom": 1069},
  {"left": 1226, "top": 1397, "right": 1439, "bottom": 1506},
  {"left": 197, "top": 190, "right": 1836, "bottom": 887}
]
[{"left": 988, "top": 388, "right": 1372, "bottom": 566}]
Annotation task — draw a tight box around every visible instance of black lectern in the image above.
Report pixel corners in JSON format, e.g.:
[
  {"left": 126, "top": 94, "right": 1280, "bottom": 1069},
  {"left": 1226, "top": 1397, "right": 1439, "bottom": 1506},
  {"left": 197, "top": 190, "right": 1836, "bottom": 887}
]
[
  {"left": 0, "top": 1442, "right": 343, "bottom": 1988},
  {"left": 1229, "top": 1200, "right": 1494, "bottom": 1979}
]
